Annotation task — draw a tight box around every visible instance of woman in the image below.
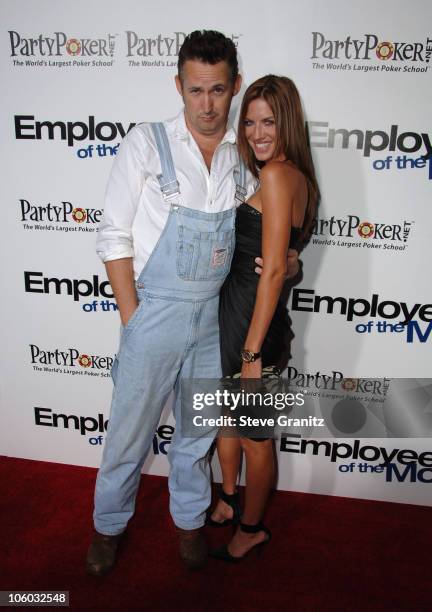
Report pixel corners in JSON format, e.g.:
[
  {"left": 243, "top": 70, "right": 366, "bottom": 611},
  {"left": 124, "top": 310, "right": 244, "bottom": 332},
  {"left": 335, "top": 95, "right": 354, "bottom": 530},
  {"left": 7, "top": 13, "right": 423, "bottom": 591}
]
[{"left": 208, "top": 75, "right": 319, "bottom": 561}]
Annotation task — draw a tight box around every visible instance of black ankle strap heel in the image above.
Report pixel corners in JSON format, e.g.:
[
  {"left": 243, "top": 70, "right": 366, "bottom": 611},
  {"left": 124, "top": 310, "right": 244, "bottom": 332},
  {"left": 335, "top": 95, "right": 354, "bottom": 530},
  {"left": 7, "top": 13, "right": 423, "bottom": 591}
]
[
  {"left": 210, "top": 521, "right": 272, "bottom": 563},
  {"left": 240, "top": 522, "right": 272, "bottom": 541},
  {"left": 206, "top": 488, "right": 242, "bottom": 528},
  {"left": 220, "top": 489, "right": 242, "bottom": 523}
]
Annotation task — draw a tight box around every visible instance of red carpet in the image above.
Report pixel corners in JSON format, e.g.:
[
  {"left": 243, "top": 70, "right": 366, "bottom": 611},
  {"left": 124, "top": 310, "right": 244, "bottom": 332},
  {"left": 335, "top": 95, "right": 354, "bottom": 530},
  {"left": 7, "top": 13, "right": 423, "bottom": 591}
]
[{"left": 0, "top": 456, "right": 430, "bottom": 611}]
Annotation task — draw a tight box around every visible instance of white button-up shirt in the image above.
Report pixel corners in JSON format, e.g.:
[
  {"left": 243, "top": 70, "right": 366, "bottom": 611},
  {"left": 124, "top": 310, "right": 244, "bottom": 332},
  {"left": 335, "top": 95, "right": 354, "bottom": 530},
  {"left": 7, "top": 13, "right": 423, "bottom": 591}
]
[{"left": 96, "top": 110, "right": 254, "bottom": 279}]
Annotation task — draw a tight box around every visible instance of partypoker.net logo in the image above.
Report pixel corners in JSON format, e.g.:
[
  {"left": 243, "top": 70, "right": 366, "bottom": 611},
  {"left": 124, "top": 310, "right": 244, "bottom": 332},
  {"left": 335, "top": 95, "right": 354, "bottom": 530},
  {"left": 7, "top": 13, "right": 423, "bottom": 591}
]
[
  {"left": 29, "top": 344, "right": 113, "bottom": 370},
  {"left": 9, "top": 31, "right": 117, "bottom": 57},
  {"left": 311, "top": 32, "right": 432, "bottom": 63},
  {"left": 313, "top": 215, "right": 412, "bottom": 243}
]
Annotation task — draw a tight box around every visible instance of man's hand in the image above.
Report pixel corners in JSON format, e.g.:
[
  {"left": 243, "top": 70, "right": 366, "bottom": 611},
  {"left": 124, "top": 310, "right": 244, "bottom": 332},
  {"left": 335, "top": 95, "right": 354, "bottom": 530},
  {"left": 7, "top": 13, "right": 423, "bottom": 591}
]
[
  {"left": 254, "top": 248, "right": 299, "bottom": 279},
  {"left": 120, "top": 302, "right": 139, "bottom": 327}
]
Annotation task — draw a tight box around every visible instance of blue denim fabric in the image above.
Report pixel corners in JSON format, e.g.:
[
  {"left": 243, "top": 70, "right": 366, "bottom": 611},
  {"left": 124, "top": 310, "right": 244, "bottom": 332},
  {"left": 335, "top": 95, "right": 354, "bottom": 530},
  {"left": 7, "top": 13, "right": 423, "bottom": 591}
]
[{"left": 94, "top": 203, "right": 236, "bottom": 534}]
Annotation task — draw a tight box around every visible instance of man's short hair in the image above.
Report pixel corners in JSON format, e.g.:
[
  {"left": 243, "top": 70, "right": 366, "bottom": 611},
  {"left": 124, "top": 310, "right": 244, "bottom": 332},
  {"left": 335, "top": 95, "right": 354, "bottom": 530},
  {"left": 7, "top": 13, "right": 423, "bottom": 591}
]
[{"left": 178, "top": 30, "right": 238, "bottom": 82}]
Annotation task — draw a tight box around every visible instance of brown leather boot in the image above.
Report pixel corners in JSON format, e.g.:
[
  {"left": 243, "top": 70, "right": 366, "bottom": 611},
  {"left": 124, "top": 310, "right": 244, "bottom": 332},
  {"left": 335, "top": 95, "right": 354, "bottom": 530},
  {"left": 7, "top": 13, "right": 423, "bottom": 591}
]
[
  {"left": 85, "top": 531, "right": 125, "bottom": 576},
  {"left": 176, "top": 527, "right": 207, "bottom": 570}
]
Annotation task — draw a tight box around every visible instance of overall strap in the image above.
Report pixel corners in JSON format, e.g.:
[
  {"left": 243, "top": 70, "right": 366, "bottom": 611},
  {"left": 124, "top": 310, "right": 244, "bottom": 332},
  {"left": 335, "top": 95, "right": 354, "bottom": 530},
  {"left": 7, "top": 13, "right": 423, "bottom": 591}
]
[
  {"left": 150, "top": 122, "right": 181, "bottom": 201},
  {"left": 233, "top": 156, "right": 247, "bottom": 204}
]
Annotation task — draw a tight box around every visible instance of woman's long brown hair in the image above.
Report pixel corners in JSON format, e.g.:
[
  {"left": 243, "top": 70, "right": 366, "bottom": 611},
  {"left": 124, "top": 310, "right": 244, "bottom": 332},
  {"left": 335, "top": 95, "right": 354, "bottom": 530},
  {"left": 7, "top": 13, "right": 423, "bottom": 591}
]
[{"left": 237, "top": 75, "right": 319, "bottom": 242}]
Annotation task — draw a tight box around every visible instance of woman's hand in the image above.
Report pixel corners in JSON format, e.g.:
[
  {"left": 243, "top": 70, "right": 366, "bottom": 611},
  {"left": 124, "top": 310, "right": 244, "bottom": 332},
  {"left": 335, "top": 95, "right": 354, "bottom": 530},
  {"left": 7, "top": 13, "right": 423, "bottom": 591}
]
[{"left": 241, "top": 358, "right": 262, "bottom": 379}]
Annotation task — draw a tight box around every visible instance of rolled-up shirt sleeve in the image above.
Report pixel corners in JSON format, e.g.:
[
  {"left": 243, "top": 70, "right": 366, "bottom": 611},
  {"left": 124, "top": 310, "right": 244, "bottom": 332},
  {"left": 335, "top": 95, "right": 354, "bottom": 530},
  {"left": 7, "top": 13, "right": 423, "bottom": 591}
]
[{"left": 96, "top": 126, "right": 149, "bottom": 263}]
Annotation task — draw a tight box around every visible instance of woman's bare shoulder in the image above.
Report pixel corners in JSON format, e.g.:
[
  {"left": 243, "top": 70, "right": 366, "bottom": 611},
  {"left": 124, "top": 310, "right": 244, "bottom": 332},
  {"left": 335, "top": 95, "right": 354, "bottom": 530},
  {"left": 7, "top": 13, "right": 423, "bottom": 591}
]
[{"left": 260, "top": 160, "right": 305, "bottom": 191}]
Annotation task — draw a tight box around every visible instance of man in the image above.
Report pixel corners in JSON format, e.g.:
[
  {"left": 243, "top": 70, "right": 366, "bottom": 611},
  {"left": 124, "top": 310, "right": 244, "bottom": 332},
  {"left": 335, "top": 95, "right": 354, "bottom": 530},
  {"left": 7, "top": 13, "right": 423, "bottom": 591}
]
[{"left": 86, "top": 30, "right": 298, "bottom": 576}]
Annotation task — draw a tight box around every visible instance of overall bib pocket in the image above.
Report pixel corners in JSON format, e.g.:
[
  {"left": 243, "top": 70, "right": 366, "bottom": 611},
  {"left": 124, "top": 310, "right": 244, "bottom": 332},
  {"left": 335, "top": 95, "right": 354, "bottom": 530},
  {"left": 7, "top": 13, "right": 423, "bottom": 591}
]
[{"left": 176, "top": 224, "right": 235, "bottom": 281}]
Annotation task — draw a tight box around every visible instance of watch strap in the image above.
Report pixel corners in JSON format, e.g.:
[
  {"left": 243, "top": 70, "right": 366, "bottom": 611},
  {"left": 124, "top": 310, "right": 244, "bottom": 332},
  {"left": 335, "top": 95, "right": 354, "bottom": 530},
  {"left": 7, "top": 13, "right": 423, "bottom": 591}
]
[{"left": 241, "top": 349, "right": 262, "bottom": 363}]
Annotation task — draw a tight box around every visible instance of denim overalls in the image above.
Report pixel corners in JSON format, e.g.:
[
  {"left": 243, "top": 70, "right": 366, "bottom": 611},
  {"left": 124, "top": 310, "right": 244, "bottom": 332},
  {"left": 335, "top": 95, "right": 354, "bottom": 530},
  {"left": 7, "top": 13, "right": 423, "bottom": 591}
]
[{"left": 94, "top": 123, "right": 247, "bottom": 534}]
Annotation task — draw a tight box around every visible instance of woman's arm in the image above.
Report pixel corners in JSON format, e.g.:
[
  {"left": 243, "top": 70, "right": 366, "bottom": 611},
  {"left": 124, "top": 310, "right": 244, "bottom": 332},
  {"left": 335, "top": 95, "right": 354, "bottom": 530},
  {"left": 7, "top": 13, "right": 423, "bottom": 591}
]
[{"left": 241, "top": 162, "right": 302, "bottom": 378}]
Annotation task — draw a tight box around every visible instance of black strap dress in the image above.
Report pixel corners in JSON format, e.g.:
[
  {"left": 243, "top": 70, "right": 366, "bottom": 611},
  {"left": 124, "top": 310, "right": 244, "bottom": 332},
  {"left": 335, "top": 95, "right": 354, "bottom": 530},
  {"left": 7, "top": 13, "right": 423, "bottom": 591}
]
[{"left": 219, "top": 201, "right": 303, "bottom": 377}]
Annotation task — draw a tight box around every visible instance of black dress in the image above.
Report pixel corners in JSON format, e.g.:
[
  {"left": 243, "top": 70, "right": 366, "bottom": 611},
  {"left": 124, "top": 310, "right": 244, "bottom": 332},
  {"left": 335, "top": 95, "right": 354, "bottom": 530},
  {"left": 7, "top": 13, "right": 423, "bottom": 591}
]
[{"left": 219, "top": 202, "right": 303, "bottom": 377}]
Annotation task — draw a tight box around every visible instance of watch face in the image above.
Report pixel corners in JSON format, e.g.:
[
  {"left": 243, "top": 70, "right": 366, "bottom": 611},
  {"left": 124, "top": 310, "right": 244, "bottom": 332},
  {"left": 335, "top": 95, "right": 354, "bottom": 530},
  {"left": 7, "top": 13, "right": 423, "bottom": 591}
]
[{"left": 241, "top": 350, "right": 253, "bottom": 363}]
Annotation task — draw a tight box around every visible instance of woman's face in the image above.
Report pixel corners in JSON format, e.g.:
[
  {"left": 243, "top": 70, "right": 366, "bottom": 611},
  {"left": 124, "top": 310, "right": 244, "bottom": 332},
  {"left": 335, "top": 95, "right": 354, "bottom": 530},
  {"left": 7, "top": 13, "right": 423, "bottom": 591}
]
[{"left": 243, "top": 97, "right": 279, "bottom": 162}]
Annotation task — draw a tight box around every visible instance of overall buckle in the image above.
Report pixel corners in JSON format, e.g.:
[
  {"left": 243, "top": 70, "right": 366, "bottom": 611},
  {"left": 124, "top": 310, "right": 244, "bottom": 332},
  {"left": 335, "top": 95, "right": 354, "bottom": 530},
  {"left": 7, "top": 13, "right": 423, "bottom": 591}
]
[
  {"left": 235, "top": 184, "right": 247, "bottom": 204},
  {"left": 157, "top": 175, "right": 181, "bottom": 201}
]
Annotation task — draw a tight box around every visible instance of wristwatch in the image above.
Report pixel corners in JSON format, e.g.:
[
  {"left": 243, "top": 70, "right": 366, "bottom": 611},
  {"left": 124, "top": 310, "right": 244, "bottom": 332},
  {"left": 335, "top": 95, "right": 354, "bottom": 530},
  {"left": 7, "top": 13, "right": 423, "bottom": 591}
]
[{"left": 241, "top": 349, "right": 262, "bottom": 363}]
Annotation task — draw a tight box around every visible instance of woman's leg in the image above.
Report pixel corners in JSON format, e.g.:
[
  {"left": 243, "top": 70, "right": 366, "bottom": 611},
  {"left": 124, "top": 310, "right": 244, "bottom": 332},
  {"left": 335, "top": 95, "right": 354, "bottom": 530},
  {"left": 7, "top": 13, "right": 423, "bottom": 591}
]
[
  {"left": 242, "top": 438, "right": 274, "bottom": 523},
  {"left": 227, "top": 438, "right": 274, "bottom": 556},
  {"left": 210, "top": 436, "right": 242, "bottom": 522}
]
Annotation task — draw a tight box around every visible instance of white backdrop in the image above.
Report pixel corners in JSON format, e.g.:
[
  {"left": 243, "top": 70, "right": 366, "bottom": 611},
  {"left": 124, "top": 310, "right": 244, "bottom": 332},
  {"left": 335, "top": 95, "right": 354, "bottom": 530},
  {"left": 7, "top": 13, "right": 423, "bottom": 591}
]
[{"left": 1, "top": 0, "right": 431, "bottom": 507}]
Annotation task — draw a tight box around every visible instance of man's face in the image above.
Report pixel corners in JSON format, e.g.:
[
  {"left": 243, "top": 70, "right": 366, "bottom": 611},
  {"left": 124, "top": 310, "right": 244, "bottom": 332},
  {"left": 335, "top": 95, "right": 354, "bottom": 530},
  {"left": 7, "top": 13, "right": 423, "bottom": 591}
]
[{"left": 176, "top": 59, "right": 241, "bottom": 137}]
